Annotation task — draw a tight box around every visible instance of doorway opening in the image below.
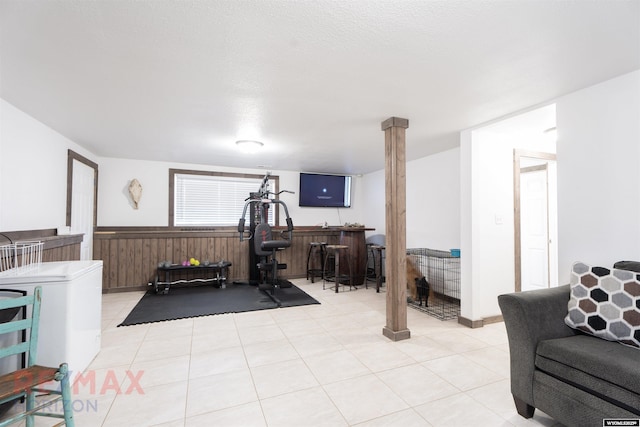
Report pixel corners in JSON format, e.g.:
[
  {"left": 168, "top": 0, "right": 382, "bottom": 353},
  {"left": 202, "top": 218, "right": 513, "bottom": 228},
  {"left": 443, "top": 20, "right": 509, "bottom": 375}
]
[
  {"left": 514, "top": 150, "right": 558, "bottom": 292},
  {"left": 66, "top": 150, "right": 98, "bottom": 261}
]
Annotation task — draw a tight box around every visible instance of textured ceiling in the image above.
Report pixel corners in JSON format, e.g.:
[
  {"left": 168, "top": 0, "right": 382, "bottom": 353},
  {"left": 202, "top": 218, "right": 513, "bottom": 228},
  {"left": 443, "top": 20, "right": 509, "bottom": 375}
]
[{"left": 1, "top": 0, "right": 638, "bottom": 174}]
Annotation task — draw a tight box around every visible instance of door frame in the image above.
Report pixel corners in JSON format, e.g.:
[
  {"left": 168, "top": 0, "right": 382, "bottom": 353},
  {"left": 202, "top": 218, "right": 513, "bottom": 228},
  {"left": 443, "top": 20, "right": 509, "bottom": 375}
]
[
  {"left": 513, "top": 149, "right": 556, "bottom": 292},
  {"left": 66, "top": 150, "right": 98, "bottom": 250}
]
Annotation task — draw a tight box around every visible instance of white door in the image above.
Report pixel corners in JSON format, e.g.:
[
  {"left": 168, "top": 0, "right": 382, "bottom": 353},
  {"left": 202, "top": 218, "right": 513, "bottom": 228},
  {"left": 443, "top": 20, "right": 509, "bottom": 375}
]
[
  {"left": 71, "top": 159, "right": 95, "bottom": 260},
  {"left": 520, "top": 167, "right": 549, "bottom": 291}
]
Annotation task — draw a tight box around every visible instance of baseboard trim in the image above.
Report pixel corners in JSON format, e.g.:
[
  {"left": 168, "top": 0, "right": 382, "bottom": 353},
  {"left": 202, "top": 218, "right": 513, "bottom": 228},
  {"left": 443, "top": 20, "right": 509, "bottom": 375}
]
[
  {"left": 458, "top": 314, "right": 504, "bottom": 328},
  {"left": 483, "top": 314, "right": 504, "bottom": 325}
]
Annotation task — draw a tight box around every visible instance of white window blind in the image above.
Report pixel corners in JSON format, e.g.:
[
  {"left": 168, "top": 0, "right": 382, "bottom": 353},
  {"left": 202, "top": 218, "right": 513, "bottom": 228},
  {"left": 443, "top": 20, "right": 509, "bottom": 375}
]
[{"left": 174, "top": 173, "right": 275, "bottom": 226}]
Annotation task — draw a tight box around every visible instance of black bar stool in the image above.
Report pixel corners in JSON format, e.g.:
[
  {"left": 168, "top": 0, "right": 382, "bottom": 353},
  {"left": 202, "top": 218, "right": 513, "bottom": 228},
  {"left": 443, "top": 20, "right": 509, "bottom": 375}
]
[
  {"left": 306, "top": 242, "right": 327, "bottom": 283},
  {"left": 323, "top": 244, "right": 354, "bottom": 293},
  {"left": 370, "top": 245, "right": 385, "bottom": 293},
  {"left": 365, "top": 243, "right": 377, "bottom": 289}
]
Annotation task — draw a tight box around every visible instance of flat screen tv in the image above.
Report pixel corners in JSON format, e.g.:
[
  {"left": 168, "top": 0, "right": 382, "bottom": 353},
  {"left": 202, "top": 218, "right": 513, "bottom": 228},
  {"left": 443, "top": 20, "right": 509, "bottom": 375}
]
[{"left": 299, "top": 173, "right": 352, "bottom": 208}]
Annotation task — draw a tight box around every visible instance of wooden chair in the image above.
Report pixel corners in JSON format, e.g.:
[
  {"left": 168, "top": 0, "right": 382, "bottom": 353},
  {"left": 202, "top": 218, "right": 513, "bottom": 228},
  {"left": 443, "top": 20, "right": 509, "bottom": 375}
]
[{"left": 0, "top": 286, "right": 74, "bottom": 426}]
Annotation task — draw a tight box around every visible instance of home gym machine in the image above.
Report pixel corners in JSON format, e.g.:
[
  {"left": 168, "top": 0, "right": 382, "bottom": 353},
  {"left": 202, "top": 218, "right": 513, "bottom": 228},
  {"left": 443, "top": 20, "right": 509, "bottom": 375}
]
[{"left": 238, "top": 172, "right": 294, "bottom": 306}]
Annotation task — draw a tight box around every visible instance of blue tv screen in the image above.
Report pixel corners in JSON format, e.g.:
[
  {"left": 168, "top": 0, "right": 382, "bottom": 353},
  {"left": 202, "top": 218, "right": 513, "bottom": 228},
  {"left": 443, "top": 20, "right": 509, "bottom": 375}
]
[{"left": 299, "top": 173, "right": 351, "bottom": 208}]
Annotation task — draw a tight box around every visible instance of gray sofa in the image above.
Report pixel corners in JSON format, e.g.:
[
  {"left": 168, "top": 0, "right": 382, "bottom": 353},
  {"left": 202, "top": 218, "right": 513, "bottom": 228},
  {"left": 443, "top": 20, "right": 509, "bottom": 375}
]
[{"left": 498, "top": 285, "right": 640, "bottom": 427}]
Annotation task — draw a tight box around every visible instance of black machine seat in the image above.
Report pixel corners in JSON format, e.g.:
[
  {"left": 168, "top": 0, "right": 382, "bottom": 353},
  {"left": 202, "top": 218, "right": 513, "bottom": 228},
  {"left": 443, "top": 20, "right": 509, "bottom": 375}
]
[
  {"left": 253, "top": 223, "right": 292, "bottom": 292},
  {"left": 261, "top": 240, "right": 291, "bottom": 250}
]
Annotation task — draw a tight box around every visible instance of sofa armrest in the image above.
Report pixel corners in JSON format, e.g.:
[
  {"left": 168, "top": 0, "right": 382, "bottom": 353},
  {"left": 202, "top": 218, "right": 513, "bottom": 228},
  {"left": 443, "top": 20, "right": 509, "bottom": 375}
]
[{"left": 498, "top": 285, "right": 575, "bottom": 405}]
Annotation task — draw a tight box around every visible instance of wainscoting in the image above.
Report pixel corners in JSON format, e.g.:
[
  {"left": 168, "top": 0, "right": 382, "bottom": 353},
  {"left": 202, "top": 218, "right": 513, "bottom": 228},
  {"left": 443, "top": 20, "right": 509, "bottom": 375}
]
[{"left": 94, "top": 227, "right": 341, "bottom": 292}]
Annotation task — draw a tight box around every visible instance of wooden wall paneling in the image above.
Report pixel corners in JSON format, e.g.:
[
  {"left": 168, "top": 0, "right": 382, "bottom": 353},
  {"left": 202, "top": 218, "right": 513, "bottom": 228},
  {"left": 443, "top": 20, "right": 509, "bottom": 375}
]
[
  {"left": 170, "top": 238, "right": 177, "bottom": 263},
  {"left": 236, "top": 239, "right": 247, "bottom": 281},
  {"left": 141, "top": 238, "right": 151, "bottom": 289},
  {"left": 199, "top": 237, "right": 206, "bottom": 262},
  {"left": 150, "top": 238, "right": 159, "bottom": 276},
  {"left": 195, "top": 237, "right": 201, "bottom": 262},
  {"left": 165, "top": 238, "right": 173, "bottom": 264},
  {"left": 288, "top": 235, "right": 298, "bottom": 277},
  {"left": 148, "top": 238, "right": 157, "bottom": 285},
  {"left": 98, "top": 239, "right": 107, "bottom": 288},
  {"left": 179, "top": 237, "right": 188, "bottom": 263},
  {"left": 93, "top": 239, "right": 102, "bottom": 261},
  {"left": 200, "top": 237, "right": 207, "bottom": 262},
  {"left": 117, "top": 239, "right": 127, "bottom": 288},
  {"left": 187, "top": 237, "right": 196, "bottom": 262},
  {"left": 53, "top": 247, "right": 62, "bottom": 262},
  {"left": 151, "top": 237, "right": 166, "bottom": 266},
  {"left": 212, "top": 237, "right": 220, "bottom": 262},
  {"left": 41, "top": 248, "right": 53, "bottom": 263},
  {"left": 125, "top": 239, "right": 134, "bottom": 286},
  {"left": 220, "top": 237, "right": 229, "bottom": 263},
  {"left": 152, "top": 237, "right": 162, "bottom": 285},
  {"left": 157, "top": 238, "right": 166, "bottom": 265},
  {"left": 228, "top": 237, "right": 237, "bottom": 279},
  {"left": 108, "top": 240, "right": 118, "bottom": 288},
  {"left": 203, "top": 237, "right": 212, "bottom": 263},
  {"left": 93, "top": 228, "right": 344, "bottom": 291},
  {"left": 174, "top": 237, "right": 183, "bottom": 264},
  {"left": 134, "top": 239, "right": 143, "bottom": 286},
  {"left": 287, "top": 235, "right": 300, "bottom": 277}
]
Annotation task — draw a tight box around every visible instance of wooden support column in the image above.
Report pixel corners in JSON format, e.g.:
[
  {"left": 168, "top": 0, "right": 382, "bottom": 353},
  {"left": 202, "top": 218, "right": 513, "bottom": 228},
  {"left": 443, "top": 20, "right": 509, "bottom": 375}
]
[{"left": 381, "top": 117, "right": 410, "bottom": 341}]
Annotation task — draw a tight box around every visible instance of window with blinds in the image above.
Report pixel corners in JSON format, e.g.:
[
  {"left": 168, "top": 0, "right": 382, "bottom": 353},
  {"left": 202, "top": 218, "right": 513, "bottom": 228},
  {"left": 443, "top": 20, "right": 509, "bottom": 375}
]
[{"left": 171, "top": 171, "right": 277, "bottom": 227}]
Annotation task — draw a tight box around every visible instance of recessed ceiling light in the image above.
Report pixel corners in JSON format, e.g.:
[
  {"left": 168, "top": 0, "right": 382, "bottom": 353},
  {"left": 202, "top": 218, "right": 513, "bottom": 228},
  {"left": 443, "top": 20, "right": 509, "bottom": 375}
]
[{"left": 235, "top": 140, "right": 264, "bottom": 153}]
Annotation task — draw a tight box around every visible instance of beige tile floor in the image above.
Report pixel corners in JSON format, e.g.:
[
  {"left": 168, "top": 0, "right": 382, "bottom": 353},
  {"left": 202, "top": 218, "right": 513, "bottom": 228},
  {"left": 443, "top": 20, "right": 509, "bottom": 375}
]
[{"left": 20, "top": 279, "right": 564, "bottom": 426}]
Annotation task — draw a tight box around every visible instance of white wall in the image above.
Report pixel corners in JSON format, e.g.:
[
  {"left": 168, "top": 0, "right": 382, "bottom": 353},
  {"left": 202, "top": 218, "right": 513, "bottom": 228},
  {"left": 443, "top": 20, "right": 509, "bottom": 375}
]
[
  {"left": 362, "top": 148, "right": 461, "bottom": 249},
  {"left": 460, "top": 105, "right": 557, "bottom": 321},
  {"left": 0, "top": 99, "right": 97, "bottom": 232},
  {"left": 556, "top": 70, "right": 640, "bottom": 282},
  {"left": 97, "top": 158, "right": 366, "bottom": 227},
  {"left": 361, "top": 168, "right": 385, "bottom": 240},
  {"left": 406, "top": 148, "right": 460, "bottom": 249}
]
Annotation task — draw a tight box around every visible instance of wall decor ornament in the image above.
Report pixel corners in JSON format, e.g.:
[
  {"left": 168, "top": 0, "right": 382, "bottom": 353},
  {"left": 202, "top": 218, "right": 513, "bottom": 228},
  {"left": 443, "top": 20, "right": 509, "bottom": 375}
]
[{"left": 128, "top": 178, "right": 142, "bottom": 209}]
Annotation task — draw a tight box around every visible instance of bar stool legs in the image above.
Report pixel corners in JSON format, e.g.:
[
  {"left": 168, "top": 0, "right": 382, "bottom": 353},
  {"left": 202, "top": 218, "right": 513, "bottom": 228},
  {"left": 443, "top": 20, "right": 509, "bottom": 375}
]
[
  {"left": 371, "top": 245, "right": 385, "bottom": 293},
  {"left": 306, "top": 242, "right": 326, "bottom": 283},
  {"left": 323, "top": 244, "right": 354, "bottom": 293}
]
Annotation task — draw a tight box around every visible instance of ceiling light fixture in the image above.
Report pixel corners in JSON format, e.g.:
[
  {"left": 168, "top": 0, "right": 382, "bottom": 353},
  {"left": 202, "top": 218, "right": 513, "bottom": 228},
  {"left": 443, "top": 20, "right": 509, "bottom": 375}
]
[{"left": 235, "top": 140, "right": 264, "bottom": 153}]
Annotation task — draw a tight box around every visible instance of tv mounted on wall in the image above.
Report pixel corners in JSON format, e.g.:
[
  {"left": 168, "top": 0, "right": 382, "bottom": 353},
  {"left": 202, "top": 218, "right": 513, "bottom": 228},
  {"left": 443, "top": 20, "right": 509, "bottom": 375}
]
[{"left": 299, "top": 173, "right": 352, "bottom": 208}]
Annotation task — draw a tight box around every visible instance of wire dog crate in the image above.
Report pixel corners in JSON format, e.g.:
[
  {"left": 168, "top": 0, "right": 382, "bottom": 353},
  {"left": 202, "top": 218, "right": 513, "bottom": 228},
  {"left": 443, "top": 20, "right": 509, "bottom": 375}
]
[
  {"left": 0, "top": 241, "right": 44, "bottom": 273},
  {"left": 406, "top": 248, "right": 460, "bottom": 320}
]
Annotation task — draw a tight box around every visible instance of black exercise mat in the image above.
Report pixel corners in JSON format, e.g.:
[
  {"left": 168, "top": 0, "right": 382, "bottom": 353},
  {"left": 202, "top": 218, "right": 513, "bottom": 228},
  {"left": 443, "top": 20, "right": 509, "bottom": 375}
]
[{"left": 118, "top": 283, "right": 320, "bottom": 326}]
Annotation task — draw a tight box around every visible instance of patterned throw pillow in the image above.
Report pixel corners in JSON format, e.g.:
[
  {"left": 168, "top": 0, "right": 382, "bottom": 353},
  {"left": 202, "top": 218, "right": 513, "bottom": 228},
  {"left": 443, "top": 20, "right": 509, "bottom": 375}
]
[{"left": 565, "top": 262, "right": 640, "bottom": 348}]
